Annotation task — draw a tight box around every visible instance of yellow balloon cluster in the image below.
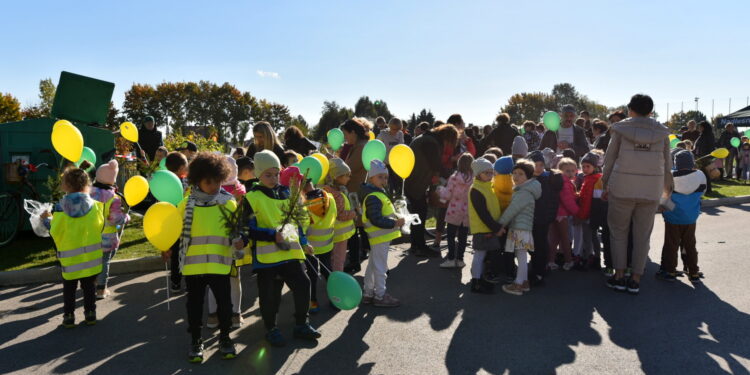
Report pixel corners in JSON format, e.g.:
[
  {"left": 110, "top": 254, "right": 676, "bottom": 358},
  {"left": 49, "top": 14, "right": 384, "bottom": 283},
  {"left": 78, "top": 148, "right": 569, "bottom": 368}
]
[
  {"left": 143, "top": 202, "right": 183, "bottom": 251},
  {"left": 51, "top": 120, "right": 84, "bottom": 162},
  {"left": 311, "top": 153, "right": 329, "bottom": 185}
]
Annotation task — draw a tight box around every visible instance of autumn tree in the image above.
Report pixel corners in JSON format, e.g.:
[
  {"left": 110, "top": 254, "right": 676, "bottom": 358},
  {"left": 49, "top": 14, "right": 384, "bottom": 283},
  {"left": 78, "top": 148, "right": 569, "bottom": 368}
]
[
  {"left": 312, "top": 101, "right": 353, "bottom": 141},
  {"left": 669, "top": 110, "right": 707, "bottom": 131},
  {"left": 0, "top": 93, "right": 22, "bottom": 123},
  {"left": 21, "top": 78, "right": 56, "bottom": 119}
]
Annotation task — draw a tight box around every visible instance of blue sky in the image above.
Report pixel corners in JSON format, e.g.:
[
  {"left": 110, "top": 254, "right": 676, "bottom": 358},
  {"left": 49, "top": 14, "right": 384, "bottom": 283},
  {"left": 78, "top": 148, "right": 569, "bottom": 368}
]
[{"left": 3, "top": 0, "right": 749, "bottom": 126}]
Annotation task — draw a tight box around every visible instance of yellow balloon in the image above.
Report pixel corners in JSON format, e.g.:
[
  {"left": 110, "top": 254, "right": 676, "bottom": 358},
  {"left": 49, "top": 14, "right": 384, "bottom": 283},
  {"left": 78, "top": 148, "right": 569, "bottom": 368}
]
[
  {"left": 124, "top": 175, "right": 149, "bottom": 206},
  {"left": 668, "top": 134, "right": 677, "bottom": 141},
  {"left": 369, "top": 131, "right": 375, "bottom": 140},
  {"left": 311, "top": 153, "right": 329, "bottom": 184},
  {"left": 143, "top": 202, "right": 183, "bottom": 251},
  {"left": 710, "top": 148, "right": 729, "bottom": 159},
  {"left": 120, "top": 121, "right": 139, "bottom": 142},
  {"left": 51, "top": 120, "right": 84, "bottom": 162},
  {"left": 296, "top": 153, "right": 303, "bottom": 163},
  {"left": 388, "top": 144, "right": 415, "bottom": 179}
]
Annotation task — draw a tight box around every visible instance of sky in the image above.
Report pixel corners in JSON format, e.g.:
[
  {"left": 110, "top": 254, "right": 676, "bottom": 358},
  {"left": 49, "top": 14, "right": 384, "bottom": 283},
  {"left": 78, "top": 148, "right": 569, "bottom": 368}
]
[{"left": 3, "top": 0, "right": 749, "bottom": 127}]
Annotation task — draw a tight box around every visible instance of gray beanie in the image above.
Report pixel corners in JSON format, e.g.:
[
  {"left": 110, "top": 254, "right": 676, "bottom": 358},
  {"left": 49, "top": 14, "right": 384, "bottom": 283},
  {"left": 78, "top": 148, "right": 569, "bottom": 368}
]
[
  {"left": 511, "top": 136, "right": 528, "bottom": 156},
  {"left": 580, "top": 152, "right": 600, "bottom": 167},
  {"left": 674, "top": 150, "right": 695, "bottom": 170},
  {"left": 328, "top": 158, "right": 351, "bottom": 179},
  {"left": 367, "top": 159, "right": 388, "bottom": 179},
  {"left": 471, "top": 158, "right": 494, "bottom": 176}
]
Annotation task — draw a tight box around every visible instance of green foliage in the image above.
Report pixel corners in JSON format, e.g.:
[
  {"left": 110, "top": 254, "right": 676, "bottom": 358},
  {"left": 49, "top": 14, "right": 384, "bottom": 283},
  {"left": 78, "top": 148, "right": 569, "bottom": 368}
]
[
  {"left": 0, "top": 92, "right": 22, "bottom": 123},
  {"left": 291, "top": 115, "right": 309, "bottom": 136},
  {"left": 312, "top": 101, "right": 354, "bottom": 141},
  {"left": 164, "top": 131, "right": 225, "bottom": 153},
  {"left": 500, "top": 83, "right": 613, "bottom": 125},
  {"left": 668, "top": 110, "right": 707, "bottom": 131},
  {"left": 38, "top": 78, "right": 56, "bottom": 114},
  {"left": 354, "top": 96, "right": 393, "bottom": 120}
]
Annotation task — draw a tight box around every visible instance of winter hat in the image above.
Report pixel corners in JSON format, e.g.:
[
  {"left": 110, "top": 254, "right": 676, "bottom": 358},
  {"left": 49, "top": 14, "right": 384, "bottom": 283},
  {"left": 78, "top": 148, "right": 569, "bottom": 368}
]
[
  {"left": 526, "top": 150, "right": 544, "bottom": 164},
  {"left": 471, "top": 158, "right": 494, "bottom": 176},
  {"left": 222, "top": 156, "right": 238, "bottom": 185},
  {"left": 561, "top": 104, "right": 576, "bottom": 114},
  {"left": 511, "top": 136, "right": 528, "bottom": 156},
  {"left": 674, "top": 150, "right": 695, "bottom": 170},
  {"left": 254, "top": 150, "right": 281, "bottom": 176},
  {"left": 367, "top": 159, "right": 388, "bottom": 179},
  {"left": 541, "top": 148, "right": 556, "bottom": 169},
  {"left": 95, "top": 160, "right": 119, "bottom": 185},
  {"left": 328, "top": 158, "right": 351, "bottom": 179},
  {"left": 494, "top": 156, "right": 514, "bottom": 174},
  {"left": 580, "top": 152, "right": 600, "bottom": 167}
]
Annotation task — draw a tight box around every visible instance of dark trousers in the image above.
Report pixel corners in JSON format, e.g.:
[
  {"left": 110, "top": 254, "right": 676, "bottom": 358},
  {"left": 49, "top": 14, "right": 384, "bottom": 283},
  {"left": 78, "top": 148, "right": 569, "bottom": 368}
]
[
  {"left": 530, "top": 221, "right": 550, "bottom": 280},
  {"left": 407, "top": 192, "right": 428, "bottom": 250},
  {"left": 346, "top": 227, "right": 369, "bottom": 268},
  {"left": 590, "top": 206, "right": 612, "bottom": 268},
  {"left": 256, "top": 261, "right": 310, "bottom": 330},
  {"left": 487, "top": 234, "right": 514, "bottom": 276},
  {"left": 306, "top": 252, "right": 332, "bottom": 302},
  {"left": 662, "top": 223, "right": 699, "bottom": 274},
  {"left": 170, "top": 242, "right": 182, "bottom": 287},
  {"left": 446, "top": 224, "right": 469, "bottom": 260},
  {"left": 185, "top": 274, "right": 232, "bottom": 339},
  {"left": 63, "top": 274, "right": 97, "bottom": 315}
]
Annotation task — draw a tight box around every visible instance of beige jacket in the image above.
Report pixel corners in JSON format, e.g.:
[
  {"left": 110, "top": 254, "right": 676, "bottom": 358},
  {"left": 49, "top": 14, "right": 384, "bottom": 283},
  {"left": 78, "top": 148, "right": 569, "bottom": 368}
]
[{"left": 602, "top": 116, "right": 673, "bottom": 202}]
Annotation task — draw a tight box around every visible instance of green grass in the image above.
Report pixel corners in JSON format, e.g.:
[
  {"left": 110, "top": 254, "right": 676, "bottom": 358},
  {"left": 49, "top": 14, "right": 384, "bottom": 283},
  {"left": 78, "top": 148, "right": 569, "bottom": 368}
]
[
  {"left": 704, "top": 179, "right": 750, "bottom": 199},
  {"left": 0, "top": 213, "right": 159, "bottom": 272}
]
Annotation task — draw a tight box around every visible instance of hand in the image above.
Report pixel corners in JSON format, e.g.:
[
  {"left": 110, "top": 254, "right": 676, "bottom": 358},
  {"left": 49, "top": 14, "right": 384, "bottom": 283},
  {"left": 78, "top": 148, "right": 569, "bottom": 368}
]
[
  {"left": 395, "top": 218, "right": 406, "bottom": 227},
  {"left": 275, "top": 232, "right": 284, "bottom": 243},
  {"left": 161, "top": 250, "right": 171, "bottom": 263},
  {"left": 601, "top": 191, "right": 609, "bottom": 201},
  {"left": 40, "top": 211, "right": 52, "bottom": 219},
  {"left": 497, "top": 228, "right": 506, "bottom": 237},
  {"left": 304, "top": 244, "right": 314, "bottom": 255},
  {"left": 233, "top": 238, "right": 244, "bottom": 250}
]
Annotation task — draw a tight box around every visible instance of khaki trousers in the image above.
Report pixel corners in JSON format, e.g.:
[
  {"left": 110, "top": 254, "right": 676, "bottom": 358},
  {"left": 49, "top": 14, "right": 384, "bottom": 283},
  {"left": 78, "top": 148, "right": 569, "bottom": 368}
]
[{"left": 607, "top": 197, "right": 659, "bottom": 275}]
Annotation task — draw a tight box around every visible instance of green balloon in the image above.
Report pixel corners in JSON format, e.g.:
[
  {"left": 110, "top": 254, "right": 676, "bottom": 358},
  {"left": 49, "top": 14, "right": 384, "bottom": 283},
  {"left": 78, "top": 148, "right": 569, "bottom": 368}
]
[
  {"left": 543, "top": 111, "right": 561, "bottom": 132},
  {"left": 670, "top": 138, "right": 680, "bottom": 149},
  {"left": 149, "top": 170, "right": 184, "bottom": 206},
  {"left": 731, "top": 137, "right": 741, "bottom": 148},
  {"left": 327, "top": 128, "right": 345, "bottom": 151},
  {"left": 297, "top": 156, "right": 323, "bottom": 186},
  {"left": 159, "top": 158, "right": 167, "bottom": 170},
  {"left": 75, "top": 147, "right": 97, "bottom": 171},
  {"left": 362, "top": 140, "right": 386, "bottom": 171},
  {"left": 745, "top": 129, "right": 750, "bottom": 138},
  {"left": 326, "top": 271, "right": 362, "bottom": 310}
]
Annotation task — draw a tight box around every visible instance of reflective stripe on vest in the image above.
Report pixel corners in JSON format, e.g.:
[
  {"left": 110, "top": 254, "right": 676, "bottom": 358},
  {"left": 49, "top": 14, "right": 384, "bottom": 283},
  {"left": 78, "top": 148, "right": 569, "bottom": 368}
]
[
  {"left": 61, "top": 257, "right": 103, "bottom": 274},
  {"left": 245, "top": 190, "right": 306, "bottom": 264},
  {"left": 57, "top": 243, "right": 100, "bottom": 259},
  {"left": 49, "top": 202, "right": 105, "bottom": 280},
  {"left": 191, "top": 235, "right": 231, "bottom": 246},
  {"left": 183, "top": 253, "right": 233, "bottom": 267},
  {"left": 307, "top": 228, "right": 331, "bottom": 237},
  {"left": 362, "top": 191, "right": 401, "bottom": 246},
  {"left": 333, "top": 191, "right": 355, "bottom": 242},
  {"left": 306, "top": 191, "right": 336, "bottom": 255},
  {"left": 177, "top": 200, "right": 236, "bottom": 276}
]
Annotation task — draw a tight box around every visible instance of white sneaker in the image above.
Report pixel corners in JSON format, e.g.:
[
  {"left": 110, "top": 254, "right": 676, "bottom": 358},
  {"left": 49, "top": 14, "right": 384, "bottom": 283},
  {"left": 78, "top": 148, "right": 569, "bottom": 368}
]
[
  {"left": 562, "top": 261, "right": 575, "bottom": 271},
  {"left": 548, "top": 262, "right": 559, "bottom": 271},
  {"left": 440, "top": 259, "right": 457, "bottom": 268},
  {"left": 456, "top": 260, "right": 466, "bottom": 268},
  {"left": 206, "top": 313, "right": 219, "bottom": 329}
]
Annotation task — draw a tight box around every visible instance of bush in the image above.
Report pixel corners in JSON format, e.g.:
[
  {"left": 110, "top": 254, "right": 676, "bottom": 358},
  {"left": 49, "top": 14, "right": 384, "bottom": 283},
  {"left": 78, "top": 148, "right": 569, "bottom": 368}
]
[{"left": 164, "top": 130, "right": 225, "bottom": 153}]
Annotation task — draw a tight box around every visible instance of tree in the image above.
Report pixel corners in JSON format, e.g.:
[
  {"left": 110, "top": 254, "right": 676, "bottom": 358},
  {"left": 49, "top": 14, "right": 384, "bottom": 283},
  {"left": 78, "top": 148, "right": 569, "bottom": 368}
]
[
  {"left": 668, "top": 110, "right": 707, "bottom": 131},
  {"left": 416, "top": 109, "right": 436, "bottom": 125},
  {"left": 354, "top": 96, "right": 376, "bottom": 118},
  {"left": 0, "top": 93, "right": 22, "bottom": 123},
  {"left": 499, "top": 92, "right": 556, "bottom": 125},
  {"left": 312, "top": 101, "right": 353, "bottom": 141},
  {"left": 20, "top": 78, "right": 57, "bottom": 119},
  {"left": 291, "top": 115, "right": 309, "bottom": 136},
  {"left": 373, "top": 99, "right": 393, "bottom": 119}
]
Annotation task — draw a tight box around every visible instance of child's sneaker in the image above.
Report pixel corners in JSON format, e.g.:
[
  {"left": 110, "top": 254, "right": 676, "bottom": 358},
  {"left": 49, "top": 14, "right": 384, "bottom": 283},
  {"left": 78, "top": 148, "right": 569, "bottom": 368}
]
[
  {"left": 603, "top": 267, "right": 615, "bottom": 277},
  {"left": 502, "top": 283, "right": 524, "bottom": 296},
  {"left": 626, "top": 279, "right": 640, "bottom": 295},
  {"left": 188, "top": 338, "right": 204, "bottom": 363},
  {"left": 547, "top": 262, "right": 559, "bottom": 271},
  {"left": 655, "top": 269, "right": 677, "bottom": 282},
  {"left": 606, "top": 276, "right": 627, "bottom": 291},
  {"left": 456, "top": 259, "right": 466, "bottom": 268},
  {"left": 218, "top": 335, "right": 237, "bottom": 359},
  {"left": 361, "top": 290, "right": 374, "bottom": 305},
  {"left": 688, "top": 273, "right": 704, "bottom": 284},
  {"left": 483, "top": 273, "right": 502, "bottom": 284},
  {"left": 170, "top": 282, "right": 183, "bottom": 294},
  {"left": 373, "top": 293, "right": 401, "bottom": 307},
  {"left": 521, "top": 280, "right": 530, "bottom": 292},
  {"left": 61, "top": 313, "right": 75, "bottom": 329},
  {"left": 206, "top": 313, "right": 219, "bottom": 329},
  {"left": 309, "top": 301, "right": 320, "bottom": 314},
  {"left": 439, "top": 259, "right": 457, "bottom": 268},
  {"left": 95, "top": 289, "right": 111, "bottom": 300},
  {"left": 562, "top": 261, "right": 575, "bottom": 271},
  {"left": 470, "top": 279, "right": 493, "bottom": 294},
  {"left": 231, "top": 313, "right": 243, "bottom": 328},
  {"left": 293, "top": 323, "right": 322, "bottom": 340},
  {"left": 265, "top": 327, "right": 286, "bottom": 347},
  {"left": 84, "top": 310, "right": 97, "bottom": 326}
]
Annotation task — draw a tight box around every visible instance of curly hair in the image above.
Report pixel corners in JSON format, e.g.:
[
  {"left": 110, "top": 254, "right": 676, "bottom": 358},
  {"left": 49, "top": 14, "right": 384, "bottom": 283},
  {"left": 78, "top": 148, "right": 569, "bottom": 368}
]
[
  {"left": 513, "top": 159, "right": 535, "bottom": 179},
  {"left": 62, "top": 168, "right": 91, "bottom": 192},
  {"left": 187, "top": 152, "right": 231, "bottom": 186}
]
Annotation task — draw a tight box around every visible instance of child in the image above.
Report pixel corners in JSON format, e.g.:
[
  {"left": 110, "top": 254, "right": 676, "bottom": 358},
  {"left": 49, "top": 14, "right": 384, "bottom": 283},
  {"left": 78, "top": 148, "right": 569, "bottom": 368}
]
[
  {"left": 236, "top": 156, "right": 257, "bottom": 191},
  {"left": 576, "top": 152, "right": 608, "bottom": 271},
  {"left": 548, "top": 157, "right": 579, "bottom": 271},
  {"left": 323, "top": 158, "right": 357, "bottom": 272},
  {"left": 499, "top": 160, "right": 541, "bottom": 295},
  {"left": 43, "top": 168, "right": 105, "bottom": 328},
  {"left": 177, "top": 140, "right": 198, "bottom": 161},
  {"left": 522, "top": 121, "right": 541, "bottom": 151},
  {"left": 164, "top": 151, "right": 189, "bottom": 293},
  {"left": 467, "top": 158, "right": 503, "bottom": 294},
  {"left": 438, "top": 153, "right": 473, "bottom": 268},
  {"left": 205, "top": 156, "right": 248, "bottom": 329},
  {"left": 301, "top": 173, "right": 337, "bottom": 313},
  {"left": 243, "top": 150, "right": 321, "bottom": 347},
  {"left": 173, "top": 152, "right": 238, "bottom": 362},
  {"left": 739, "top": 142, "right": 750, "bottom": 182},
  {"left": 361, "top": 159, "right": 405, "bottom": 307},
  {"left": 657, "top": 150, "right": 706, "bottom": 283},
  {"left": 525, "top": 151, "right": 562, "bottom": 286},
  {"left": 90, "top": 160, "right": 130, "bottom": 299}
]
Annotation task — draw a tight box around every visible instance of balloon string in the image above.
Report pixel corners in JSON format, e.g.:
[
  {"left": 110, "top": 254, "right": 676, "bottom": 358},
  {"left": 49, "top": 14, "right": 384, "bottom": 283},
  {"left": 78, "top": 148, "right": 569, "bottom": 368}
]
[
  {"left": 304, "top": 254, "right": 333, "bottom": 277},
  {"left": 165, "top": 263, "right": 170, "bottom": 311}
]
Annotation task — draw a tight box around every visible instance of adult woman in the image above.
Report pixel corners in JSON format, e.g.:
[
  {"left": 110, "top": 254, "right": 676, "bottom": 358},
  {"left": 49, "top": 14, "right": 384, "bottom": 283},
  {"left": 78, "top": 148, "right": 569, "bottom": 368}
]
[
  {"left": 340, "top": 118, "right": 372, "bottom": 273},
  {"left": 717, "top": 122, "right": 740, "bottom": 179},
  {"left": 283, "top": 126, "right": 318, "bottom": 157},
  {"left": 405, "top": 124, "right": 459, "bottom": 257},
  {"left": 246, "top": 122, "right": 286, "bottom": 163},
  {"left": 694, "top": 121, "right": 717, "bottom": 193}
]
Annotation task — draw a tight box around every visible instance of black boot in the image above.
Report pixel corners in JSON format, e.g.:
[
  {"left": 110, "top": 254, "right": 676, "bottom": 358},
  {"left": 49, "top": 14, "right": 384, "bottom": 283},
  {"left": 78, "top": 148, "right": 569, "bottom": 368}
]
[{"left": 470, "top": 279, "right": 493, "bottom": 294}]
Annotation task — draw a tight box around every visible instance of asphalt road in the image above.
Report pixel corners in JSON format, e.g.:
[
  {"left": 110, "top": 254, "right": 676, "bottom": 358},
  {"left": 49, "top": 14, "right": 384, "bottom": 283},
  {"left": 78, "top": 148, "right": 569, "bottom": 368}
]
[{"left": 1, "top": 204, "right": 749, "bottom": 375}]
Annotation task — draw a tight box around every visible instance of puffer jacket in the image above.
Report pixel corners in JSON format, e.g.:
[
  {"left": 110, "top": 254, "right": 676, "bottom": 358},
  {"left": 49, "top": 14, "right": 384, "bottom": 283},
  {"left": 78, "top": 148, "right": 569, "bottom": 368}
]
[
  {"left": 602, "top": 116, "right": 673, "bottom": 202},
  {"left": 498, "top": 179, "right": 542, "bottom": 231},
  {"left": 439, "top": 171, "right": 472, "bottom": 226},
  {"left": 576, "top": 173, "right": 602, "bottom": 220},
  {"left": 663, "top": 170, "right": 706, "bottom": 225},
  {"left": 557, "top": 178, "right": 579, "bottom": 217}
]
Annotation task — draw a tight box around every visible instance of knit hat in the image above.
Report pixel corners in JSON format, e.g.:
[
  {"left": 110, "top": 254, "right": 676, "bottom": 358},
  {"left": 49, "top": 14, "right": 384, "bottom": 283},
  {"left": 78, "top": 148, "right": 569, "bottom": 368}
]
[
  {"left": 674, "top": 150, "right": 695, "bottom": 170},
  {"left": 561, "top": 104, "right": 576, "bottom": 114},
  {"left": 367, "top": 159, "right": 388, "bottom": 179},
  {"left": 494, "top": 156, "right": 514, "bottom": 174},
  {"left": 541, "top": 148, "right": 556, "bottom": 169},
  {"left": 580, "top": 152, "right": 599, "bottom": 167},
  {"left": 254, "top": 150, "right": 281, "bottom": 176},
  {"left": 328, "top": 158, "right": 351, "bottom": 179},
  {"left": 511, "top": 136, "right": 528, "bottom": 156},
  {"left": 223, "top": 156, "right": 238, "bottom": 185},
  {"left": 526, "top": 150, "right": 544, "bottom": 164},
  {"left": 144, "top": 115, "right": 155, "bottom": 123},
  {"left": 471, "top": 158, "right": 494, "bottom": 176},
  {"left": 95, "top": 160, "right": 118, "bottom": 185}
]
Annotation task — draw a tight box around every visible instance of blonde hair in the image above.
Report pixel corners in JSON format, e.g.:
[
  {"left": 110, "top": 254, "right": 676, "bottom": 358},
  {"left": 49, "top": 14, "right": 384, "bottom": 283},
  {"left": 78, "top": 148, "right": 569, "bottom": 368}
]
[
  {"left": 556, "top": 157, "right": 577, "bottom": 171},
  {"left": 353, "top": 117, "right": 373, "bottom": 131},
  {"left": 253, "top": 121, "right": 281, "bottom": 151}
]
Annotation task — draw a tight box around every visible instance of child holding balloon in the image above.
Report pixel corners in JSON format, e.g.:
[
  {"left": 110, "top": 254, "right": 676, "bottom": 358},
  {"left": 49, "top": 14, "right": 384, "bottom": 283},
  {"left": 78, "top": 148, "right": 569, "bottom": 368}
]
[
  {"left": 323, "top": 158, "right": 357, "bottom": 272},
  {"left": 164, "top": 151, "right": 189, "bottom": 293}
]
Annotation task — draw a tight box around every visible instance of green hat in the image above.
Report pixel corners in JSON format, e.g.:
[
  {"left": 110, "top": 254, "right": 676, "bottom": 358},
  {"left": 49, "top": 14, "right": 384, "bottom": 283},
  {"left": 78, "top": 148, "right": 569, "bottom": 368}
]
[
  {"left": 144, "top": 115, "right": 155, "bottom": 123},
  {"left": 254, "top": 150, "right": 281, "bottom": 177}
]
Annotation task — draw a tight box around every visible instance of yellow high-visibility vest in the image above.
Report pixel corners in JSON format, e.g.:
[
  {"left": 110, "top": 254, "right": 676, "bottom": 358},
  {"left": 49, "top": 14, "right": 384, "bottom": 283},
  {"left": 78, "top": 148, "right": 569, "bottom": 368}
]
[
  {"left": 469, "top": 179, "right": 501, "bottom": 234},
  {"left": 307, "top": 192, "right": 337, "bottom": 254},
  {"left": 245, "top": 190, "right": 306, "bottom": 264},
  {"left": 333, "top": 191, "right": 355, "bottom": 243},
  {"left": 362, "top": 191, "right": 401, "bottom": 246},
  {"left": 50, "top": 202, "right": 105, "bottom": 280},
  {"left": 177, "top": 198, "right": 236, "bottom": 276}
]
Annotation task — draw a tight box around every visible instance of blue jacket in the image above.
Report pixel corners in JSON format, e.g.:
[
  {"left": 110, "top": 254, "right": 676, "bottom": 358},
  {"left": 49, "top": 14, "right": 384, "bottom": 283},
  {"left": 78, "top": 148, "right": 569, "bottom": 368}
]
[{"left": 662, "top": 170, "right": 706, "bottom": 225}]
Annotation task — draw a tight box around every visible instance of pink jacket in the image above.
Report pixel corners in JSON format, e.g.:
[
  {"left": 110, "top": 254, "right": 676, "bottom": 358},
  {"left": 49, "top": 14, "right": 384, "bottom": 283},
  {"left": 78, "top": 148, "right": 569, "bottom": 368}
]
[
  {"left": 439, "top": 171, "right": 472, "bottom": 226},
  {"left": 557, "top": 178, "right": 579, "bottom": 217}
]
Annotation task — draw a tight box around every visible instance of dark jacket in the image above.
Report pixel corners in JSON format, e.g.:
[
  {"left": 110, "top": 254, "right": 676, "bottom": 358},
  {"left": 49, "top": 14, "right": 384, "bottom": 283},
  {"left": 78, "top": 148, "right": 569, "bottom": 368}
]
[
  {"left": 593, "top": 131, "right": 611, "bottom": 152},
  {"left": 284, "top": 137, "right": 317, "bottom": 156},
  {"left": 136, "top": 127, "right": 163, "bottom": 161},
  {"left": 247, "top": 143, "right": 287, "bottom": 166},
  {"left": 539, "top": 125, "right": 590, "bottom": 158},
  {"left": 484, "top": 124, "right": 520, "bottom": 156},
  {"left": 533, "top": 171, "right": 563, "bottom": 225},
  {"left": 718, "top": 129, "right": 740, "bottom": 150},
  {"left": 360, "top": 183, "right": 397, "bottom": 229},
  {"left": 693, "top": 126, "right": 716, "bottom": 158},
  {"left": 405, "top": 132, "right": 444, "bottom": 200}
]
